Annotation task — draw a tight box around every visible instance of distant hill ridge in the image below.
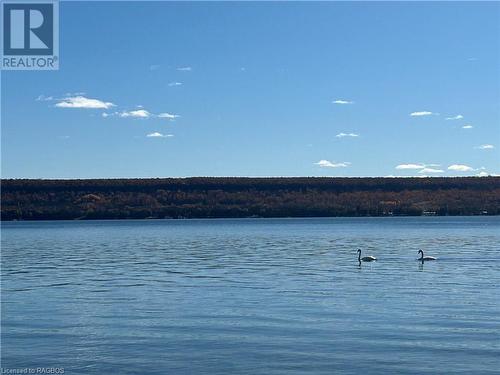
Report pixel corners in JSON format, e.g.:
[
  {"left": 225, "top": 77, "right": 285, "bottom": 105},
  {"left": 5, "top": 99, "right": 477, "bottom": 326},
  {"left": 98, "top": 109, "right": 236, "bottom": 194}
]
[{"left": 2, "top": 177, "right": 499, "bottom": 220}]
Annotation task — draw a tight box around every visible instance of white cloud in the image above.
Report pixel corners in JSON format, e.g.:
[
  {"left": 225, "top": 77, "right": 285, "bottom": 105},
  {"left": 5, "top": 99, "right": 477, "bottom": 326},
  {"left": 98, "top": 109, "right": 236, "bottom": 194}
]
[
  {"left": 336, "top": 132, "right": 359, "bottom": 138},
  {"left": 158, "top": 112, "right": 180, "bottom": 120},
  {"left": 410, "top": 111, "right": 435, "bottom": 117},
  {"left": 419, "top": 167, "right": 444, "bottom": 174},
  {"left": 448, "top": 164, "right": 474, "bottom": 172},
  {"left": 177, "top": 66, "right": 192, "bottom": 71},
  {"left": 477, "top": 171, "right": 500, "bottom": 177},
  {"left": 64, "top": 92, "right": 86, "bottom": 97},
  {"left": 332, "top": 99, "right": 354, "bottom": 105},
  {"left": 315, "top": 160, "right": 351, "bottom": 168},
  {"left": 55, "top": 96, "right": 115, "bottom": 109},
  {"left": 103, "top": 109, "right": 180, "bottom": 120},
  {"left": 168, "top": 82, "right": 183, "bottom": 87},
  {"left": 50, "top": 94, "right": 179, "bottom": 123},
  {"left": 149, "top": 64, "right": 161, "bottom": 71},
  {"left": 477, "top": 144, "right": 494, "bottom": 150},
  {"left": 462, "top": 125, "right": 473, "bottom": 129},
  {"left": 36, "top": 95, "right": 54, "bottom": 101},
  {"left": 395, "top": 163, "right": 426, "bottom": 170},
  {"left": 146, "top": 132, "right": 174, "bottom": 138},
  {"left": 445, "top": 115, "right": 463, "bottom": 120},
  {"left": 119, "top": 109, "right": 151, "bottom": 118}
]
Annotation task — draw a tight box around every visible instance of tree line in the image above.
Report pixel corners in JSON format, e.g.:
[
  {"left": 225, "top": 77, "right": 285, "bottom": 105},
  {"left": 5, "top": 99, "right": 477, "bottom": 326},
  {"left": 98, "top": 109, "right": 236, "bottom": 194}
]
[{"left": 1, "top": 177, "right": 499, "bottom": 220}]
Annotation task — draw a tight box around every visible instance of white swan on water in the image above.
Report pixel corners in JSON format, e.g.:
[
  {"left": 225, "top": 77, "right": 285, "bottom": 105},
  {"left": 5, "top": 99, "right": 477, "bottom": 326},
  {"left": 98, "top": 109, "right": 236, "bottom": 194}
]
[
  {"left": 357, "top": 249, "right": 376, "bottom": 262},
  {"left": 418, "top": 249, "right": 436, "bottom": 261}
]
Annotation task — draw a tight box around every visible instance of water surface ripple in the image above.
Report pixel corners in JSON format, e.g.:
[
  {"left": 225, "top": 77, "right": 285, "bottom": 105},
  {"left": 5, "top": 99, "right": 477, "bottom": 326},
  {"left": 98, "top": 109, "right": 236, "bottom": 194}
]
[{"left": 2, "top": 217, "right": 500, "bottom": 374}]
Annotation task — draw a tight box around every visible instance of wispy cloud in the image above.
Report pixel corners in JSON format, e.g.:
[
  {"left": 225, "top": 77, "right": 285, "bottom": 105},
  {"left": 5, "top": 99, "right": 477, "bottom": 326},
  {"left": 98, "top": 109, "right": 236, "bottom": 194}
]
[
  {"left": 146, "top": 132, "right": 174, "bottom": 138},
  {"left": 410, "top": 111, "right": 435, "bottom": 117},
  {"left": 103, "top": 109, "right": 180, "bottom": 120},
  {"left": 476, "top": 144, "right": 494, "bottom": 150},
  {"left": 64, "top": 92, "right": 86, "bottom": 97},
  {"left": 45, "top": 93, "right": 179, "bottom": 123},
  {"left": 315, "top": 160, "right": 351, "bottom": 168},
  {"left": 445, "top": 114, "right": 463, "bottom": 120},
  {"left": 419, "top": 167, "right": 444, "bottom": 174},
  {"left": 55, "top": 96, "right": 115, "bottom": 109},
  {"left": 168, "top": 82, "right": 182, "bottom": 87},
  {"left": 36, "top": 95, "right": 54, "bottom": 101},
  {"left": 158, "top": 112, "right": 180, "bottom": 120},
  {"left": 149, "top": 64, "right": 161, "bottom": 71},
  {"left": 395, "top": 163, "right": 426, "bottom": 170},
  {"left": 119, "top": 109, "right": 151, "bottom": 118},
  {"left": 336, "top": 132, "right": 359, "bottom": 138},
  {"left": 462, "top": 125, "right": 473, "bottom": 129},
  {"left": 448, "top": 164, "right": 474, "bottom": 172},
  {"left": 332, "top": 99, "right": 354, "bottom": 105},
  {"left": 177, "top": 66, "right": 192, "bottom": 71}
]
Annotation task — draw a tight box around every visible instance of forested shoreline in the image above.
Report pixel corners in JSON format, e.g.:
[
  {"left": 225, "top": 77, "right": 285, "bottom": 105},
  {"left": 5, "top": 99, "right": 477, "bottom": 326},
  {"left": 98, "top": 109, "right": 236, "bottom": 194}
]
[{"left": 1, "top": 177, "right": 500, "bottom": 220}]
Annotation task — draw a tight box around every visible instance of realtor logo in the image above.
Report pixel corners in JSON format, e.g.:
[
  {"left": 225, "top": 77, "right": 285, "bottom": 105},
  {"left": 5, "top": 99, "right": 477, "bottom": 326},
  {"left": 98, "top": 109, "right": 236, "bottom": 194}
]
[{"left": 1, "top": 0, "right": 59, "bottom": 70}]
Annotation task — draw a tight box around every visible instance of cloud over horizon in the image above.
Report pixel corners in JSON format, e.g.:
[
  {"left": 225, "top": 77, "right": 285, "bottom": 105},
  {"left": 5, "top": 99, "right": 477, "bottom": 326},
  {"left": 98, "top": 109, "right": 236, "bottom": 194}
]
[
  {"left": 448, "top": 164, "right": 474, "bottom": 172},
  {"left": 477, "top": 171, "right": 500, "bottom": 177},
  {"left": 315, "top": 160, "right": 351, "bottom": 168},
  {"left": 419, "top": 167, "right": 444, "bottom": 174},
  {"left": 395, "top": 163, "right": 426, "bottom": 170}
]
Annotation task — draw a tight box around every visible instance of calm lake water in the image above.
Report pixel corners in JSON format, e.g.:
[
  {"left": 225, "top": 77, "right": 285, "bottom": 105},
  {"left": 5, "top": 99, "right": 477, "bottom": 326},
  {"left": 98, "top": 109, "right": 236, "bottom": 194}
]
[{"left": 2, "top": 217, "right": 500, "bottom": 374}]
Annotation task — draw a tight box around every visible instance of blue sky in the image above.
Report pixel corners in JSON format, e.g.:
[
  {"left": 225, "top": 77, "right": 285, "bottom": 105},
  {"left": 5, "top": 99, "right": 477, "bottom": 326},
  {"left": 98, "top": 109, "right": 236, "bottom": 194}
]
[{"left": 1, "top": 1, "right": 499, "bottom": 178}]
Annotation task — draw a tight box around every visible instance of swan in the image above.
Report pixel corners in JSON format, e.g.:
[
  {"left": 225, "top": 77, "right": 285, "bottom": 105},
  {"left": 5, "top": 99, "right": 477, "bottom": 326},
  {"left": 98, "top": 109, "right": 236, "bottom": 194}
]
[
  {"left": 357, "top": 249, "right": 376, "bottom": 262},
  {"left": 417, "top": 249, "right": 436, "bottom": 261}
]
